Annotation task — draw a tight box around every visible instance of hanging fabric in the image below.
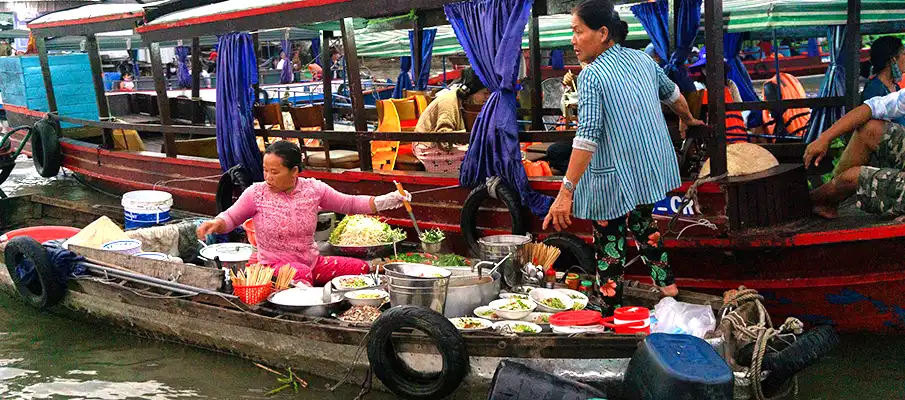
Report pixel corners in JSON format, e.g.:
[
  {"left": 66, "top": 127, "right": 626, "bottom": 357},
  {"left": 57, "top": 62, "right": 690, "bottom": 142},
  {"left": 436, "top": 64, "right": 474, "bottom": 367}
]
[
  {"left": 409, "top": 28, "right": 437, "bottom": 91},
  {"left": 631, "top": 0, "right": 701, "bottom": 93},
  {"left": 805, "top": 26, "right": 848, "bottom": 145},
  {"left": 128, "top": 49, "right": 140, "bottom": 77},
  {"left": 807, "top": 38, "right": 820, "bottom": 57},
  {"left": 215, "top": 33, "right": 264, "bottom": 182},
  {"left": 392, "top": 56, "right": 414, "bottom": 98},
  {"left": 280, "top": 39, "right": 293, "bottom": 84},
  {"left": 549, "top": 49, "right": 565, "bottom": 70},
  {"left": 446, "top": 0, "right": 552, "bottom": 217},
  {"left": 175, "top": 46, "right": 191, "bottom": 89},
  {"left": 311, "top": 37, "right": 321, "bottom": 64},
  {"left": 722, "top": 34, "right": 763, "bottom": 128}
]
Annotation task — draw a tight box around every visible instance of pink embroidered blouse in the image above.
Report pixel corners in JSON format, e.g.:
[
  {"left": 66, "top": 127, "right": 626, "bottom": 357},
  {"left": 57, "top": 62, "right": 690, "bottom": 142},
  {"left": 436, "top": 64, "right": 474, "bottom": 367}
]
[{"left": 217, "top": 178, "right": 373, "bottom": 268}]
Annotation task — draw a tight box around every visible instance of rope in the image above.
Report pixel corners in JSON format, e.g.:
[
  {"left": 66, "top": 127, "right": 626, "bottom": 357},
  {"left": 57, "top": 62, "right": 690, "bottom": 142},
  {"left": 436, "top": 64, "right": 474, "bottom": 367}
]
[
  {"left": 152, "top": 173, "right": 224, "bottom": 191},
  {"left": 486, "top": 176, "right": 502, "bottom": 200},
  {"left": 667, "top": 172, "right": 727, "bottom": 234}
]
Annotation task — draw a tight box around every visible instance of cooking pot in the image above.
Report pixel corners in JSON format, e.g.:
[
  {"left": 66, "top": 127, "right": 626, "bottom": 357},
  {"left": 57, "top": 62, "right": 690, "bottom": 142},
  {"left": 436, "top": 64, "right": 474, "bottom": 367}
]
[
  {"left": 265, "top": 287, "right": 348, "bottom": 317},
  {"left": 198, "top": 243, "right": 256, "bottom": 271},
  {"left": 443, "top": 266, "right": 502, "bottom": 318}
]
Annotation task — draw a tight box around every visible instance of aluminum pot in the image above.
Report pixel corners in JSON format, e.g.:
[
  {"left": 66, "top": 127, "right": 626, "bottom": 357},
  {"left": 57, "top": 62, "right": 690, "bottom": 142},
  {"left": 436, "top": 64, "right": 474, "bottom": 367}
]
[
  {"left": 198, "top": 243, "right": 255, "bottom": 271},
  {"left": 478, "top": 234, "right": 531, "bottom": 288},
  {"left": 443, "top": 267, "right": 502, "bottom": 318},
  {"left": 384, "top": 263, "right": 452, "bottom": 314},
  {"left": 265, "top": 287, "right": 348, "bottom": 318}
]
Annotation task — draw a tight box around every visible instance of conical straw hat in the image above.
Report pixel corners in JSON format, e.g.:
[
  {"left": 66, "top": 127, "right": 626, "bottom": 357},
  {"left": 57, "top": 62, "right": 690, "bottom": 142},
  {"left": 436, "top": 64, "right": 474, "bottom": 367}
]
[{"left": 699, "top": 142, "right": 779, "bottom": 177}]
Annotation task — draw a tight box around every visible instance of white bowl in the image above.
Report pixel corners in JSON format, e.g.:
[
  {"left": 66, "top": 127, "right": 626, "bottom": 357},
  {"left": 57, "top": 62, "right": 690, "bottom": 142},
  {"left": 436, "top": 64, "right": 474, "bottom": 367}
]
[
  {"left": 473, "top": 306, "right": 502, "bottom": 321},
  {"left": 555, "top": 288, "right": 589, "bottom": 310},
  {"left": 344, "top": 289, "right": 389, "bottom": 307},
  {"left": 331, "top": 275, "right": 377, "bottom": 292},
  {"left": 521, "top": 312, "right": 554, "bottom": 325},
  {"left": 493, "top": 320, "right": 542, "bottom": 334},
  {"left": 499, "top": 293, "right": 531, "bottom": 300},
  {"left": 489, "top": 298, "right": 537, "bottom": 320},
  {"left": 529, "top": 288, "right": 574, "bottom": 313},
  {"left": 449, "top": 317, "right": 493, "bottom": 331},
  {"left": 101, "top": 239, "right": 142, "bottom": 255}
]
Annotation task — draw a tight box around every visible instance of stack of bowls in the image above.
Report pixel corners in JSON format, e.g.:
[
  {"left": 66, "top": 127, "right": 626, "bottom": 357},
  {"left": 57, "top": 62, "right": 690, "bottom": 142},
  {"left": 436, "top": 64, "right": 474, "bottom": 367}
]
[{"left": 384, "top": 262, "right": 452, "bottom": 314}]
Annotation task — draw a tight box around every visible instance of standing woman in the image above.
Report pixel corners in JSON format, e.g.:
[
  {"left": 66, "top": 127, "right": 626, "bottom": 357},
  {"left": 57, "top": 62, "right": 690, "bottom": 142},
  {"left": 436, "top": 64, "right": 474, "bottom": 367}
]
[{"left": 543, "top": 0, "right": 703, "bottom": 314}]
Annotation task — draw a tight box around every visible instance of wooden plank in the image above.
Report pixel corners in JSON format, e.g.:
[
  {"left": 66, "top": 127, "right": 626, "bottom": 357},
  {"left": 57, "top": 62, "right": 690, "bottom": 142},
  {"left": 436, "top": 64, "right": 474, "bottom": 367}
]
[
  {"left": 724, "top": 97, "right": 846, "bottom": 112},
  {"left": 191, "top": 37, "right": 203, "bottom": 124},
  {"left": 35, "top": 37, "right": 58, "bottom": 114},
  {"left": 149, "top": 42, "right": 177, "bottom": 157},
  {"left": 322, "top": 30, "right": 335, "bottom": 131},
  {"left": 340, "top": 17, "right": 373, "bottom": 171},
  {"left": 844, "top": 0, "right": 862, "bottom": 112},
  {"left": 69, "top": 244, "right": 223, "bottom": 291},
  {"left": 85, "top": 34, "right": 114, "bottom": 151},
  {"left": 704, "top": 0, "right": 726, "bottom": 177},
  {"left": 529, "top": 0, "right": 544, "bottom": 131}
]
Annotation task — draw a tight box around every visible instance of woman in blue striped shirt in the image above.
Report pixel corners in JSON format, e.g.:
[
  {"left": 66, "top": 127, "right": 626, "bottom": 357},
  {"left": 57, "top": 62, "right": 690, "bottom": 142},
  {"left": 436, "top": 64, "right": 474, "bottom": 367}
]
[{"left": 542, "top": 0, "right": 703, "bottom": 314}]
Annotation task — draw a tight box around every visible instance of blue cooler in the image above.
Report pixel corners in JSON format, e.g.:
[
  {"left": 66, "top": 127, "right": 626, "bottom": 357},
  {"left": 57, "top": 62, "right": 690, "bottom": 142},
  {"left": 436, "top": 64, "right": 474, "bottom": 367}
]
[{"left": 622, "top": 333, "right": 733, "bottom": 400}]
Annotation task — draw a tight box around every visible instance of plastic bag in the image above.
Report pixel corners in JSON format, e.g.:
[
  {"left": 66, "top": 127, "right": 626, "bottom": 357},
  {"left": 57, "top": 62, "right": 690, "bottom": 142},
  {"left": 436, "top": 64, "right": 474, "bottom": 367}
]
[{"left": 650, "top": 297, "right": 717, "bottom": 338}]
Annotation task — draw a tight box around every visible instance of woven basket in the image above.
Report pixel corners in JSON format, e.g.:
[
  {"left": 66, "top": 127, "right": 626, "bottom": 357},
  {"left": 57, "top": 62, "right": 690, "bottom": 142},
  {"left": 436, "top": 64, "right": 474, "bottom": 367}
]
[{"left": 233, "top": 283, "right": 272, "bottom": 305}]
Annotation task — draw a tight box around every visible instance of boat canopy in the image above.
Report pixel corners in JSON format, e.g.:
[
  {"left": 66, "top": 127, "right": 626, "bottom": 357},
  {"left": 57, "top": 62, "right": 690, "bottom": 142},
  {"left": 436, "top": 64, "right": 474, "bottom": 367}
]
[{"left": 41, "top": 27, "right": 321, "bottom": 52}]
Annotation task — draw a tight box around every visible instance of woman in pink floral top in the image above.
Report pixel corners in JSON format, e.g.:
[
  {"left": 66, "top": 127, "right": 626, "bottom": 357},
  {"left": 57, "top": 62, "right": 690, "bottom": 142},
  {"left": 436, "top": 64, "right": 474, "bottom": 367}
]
[{"left": 197, "top": 141, "right": 409, "bottom": 286}]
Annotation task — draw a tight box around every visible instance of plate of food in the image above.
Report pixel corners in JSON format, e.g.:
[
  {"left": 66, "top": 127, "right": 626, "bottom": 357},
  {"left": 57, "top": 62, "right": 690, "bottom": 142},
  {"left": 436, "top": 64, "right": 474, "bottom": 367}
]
[
  {"left": 522, "top": 312, "right": 554, "bottom": 325},
  {"left": 555, "top": 288, "right": 589, "bottom": 310},
  {"left": 493, "top": 320, "right": 542, "bottom": 334},
  {"left": 329, "top": 215, "right": 407, "bottom": 258},
  {"left": 529, "top": 288, "right": 575, "bottom": 313},
  {"left": 331, "top": 275, "right": 377, "bottom": 292},
  {"left": 473, "top": 306, "right": 502, "bottom": 321},
  {"left": 489, "top": 298, "right": 537, "bottom": 320},
  {"left": 337, "top": 305, "right": 382, "bottom": 325},
  {"left": 344, "top": 289, "right": 389, "bottom": 307},
  {"left": 499, "top": 293, "right": 531, "bottom": 300},
  {"left": 449, "top": 317, "right": 493, "bottom": 331}
]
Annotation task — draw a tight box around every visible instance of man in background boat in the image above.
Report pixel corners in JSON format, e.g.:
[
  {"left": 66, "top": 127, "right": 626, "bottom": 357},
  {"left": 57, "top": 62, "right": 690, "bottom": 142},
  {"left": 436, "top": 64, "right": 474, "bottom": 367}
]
[
  {"left": 0, "top": 40, "right": 12, "bottom": 57},
  {"left": 543, "top": 0, "right": 703, "bottom": 315},
  {"left": 805, "top": 87, "right": 905, "bottom": 218}
]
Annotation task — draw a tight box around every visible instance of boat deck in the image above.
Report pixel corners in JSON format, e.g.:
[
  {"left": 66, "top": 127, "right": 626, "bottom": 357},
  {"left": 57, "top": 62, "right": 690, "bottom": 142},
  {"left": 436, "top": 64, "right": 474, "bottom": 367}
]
[{"left": 746, "top": 199, "right": 903, "bottom": 238}]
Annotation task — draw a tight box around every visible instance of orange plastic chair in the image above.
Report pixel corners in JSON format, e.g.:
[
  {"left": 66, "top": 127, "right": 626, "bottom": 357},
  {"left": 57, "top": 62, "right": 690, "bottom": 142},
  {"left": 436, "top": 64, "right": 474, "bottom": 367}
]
[{"left": 372, "top": 96, "right": 426, "bottom": 170}]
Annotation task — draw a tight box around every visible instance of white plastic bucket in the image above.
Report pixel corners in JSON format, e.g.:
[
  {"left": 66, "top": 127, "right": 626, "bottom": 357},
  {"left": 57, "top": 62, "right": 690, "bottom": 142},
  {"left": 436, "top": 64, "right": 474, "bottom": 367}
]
[
  {"left": 102, "top": 239, "right": 143, "bottom": 255},
  {"left": 122, "top": 190, "right": 174, "bottom": 229}
]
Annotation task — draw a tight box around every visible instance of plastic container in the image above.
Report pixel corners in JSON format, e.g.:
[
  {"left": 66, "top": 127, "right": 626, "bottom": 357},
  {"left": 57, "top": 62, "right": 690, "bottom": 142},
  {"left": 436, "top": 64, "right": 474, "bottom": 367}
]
[
  {"left": 565, "top": 273, "right": 581, "bottom": 291},
  {"left": 621, "top": 333, "right": 733, "bottom": 400},
  {"left": 122, "top": 190, "right": 174, "bottom": 229},
  {"left": 579, "top": 280, "right": 593, "bottom": 297},
  {"left": 487, "top": 360, "right": 608, "bottom": 400},
  {"left": 601, "top": 306, "right": 651, "bottom": 334},
  {"left": 243, "top": 219, "right": 257, "bottom": 246},
  {"left": 0, "top": 226, "right": 81, "bottom": 244},
  {"left": 101, "top": 239, "right": 143, "bottom": 255},
  {"left": 233, "top": 283, "right": 273, "bottom": 305}
]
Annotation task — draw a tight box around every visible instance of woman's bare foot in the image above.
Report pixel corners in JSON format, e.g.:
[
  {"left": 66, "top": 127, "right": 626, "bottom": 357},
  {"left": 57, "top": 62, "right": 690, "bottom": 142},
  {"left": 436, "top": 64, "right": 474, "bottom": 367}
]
[
  {"left": 659, "top": 284, "right": 678, "bottom": 297},
  {"left": 813, "top": 203, "right": 839, "bottom": 219}
]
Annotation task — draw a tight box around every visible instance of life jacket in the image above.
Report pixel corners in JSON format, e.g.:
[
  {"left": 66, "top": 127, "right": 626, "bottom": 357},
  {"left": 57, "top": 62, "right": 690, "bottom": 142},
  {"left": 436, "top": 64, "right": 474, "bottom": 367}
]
[
  {"left": 761, "top": 73, "right": 810, "bottom": 138},
  {"left": 702, "top": 87, "right": 747, "bottom": 143}
]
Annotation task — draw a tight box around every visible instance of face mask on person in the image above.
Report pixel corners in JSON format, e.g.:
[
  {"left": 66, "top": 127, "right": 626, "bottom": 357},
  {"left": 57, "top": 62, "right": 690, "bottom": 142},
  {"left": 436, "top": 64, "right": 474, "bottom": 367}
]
[{"left": 892, "top": 61, "right": 903, "bottom": 83}]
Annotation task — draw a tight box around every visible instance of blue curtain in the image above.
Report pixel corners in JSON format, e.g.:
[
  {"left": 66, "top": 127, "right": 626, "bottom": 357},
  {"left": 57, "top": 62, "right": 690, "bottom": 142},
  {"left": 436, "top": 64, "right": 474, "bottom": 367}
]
[
  {"left": 280, "top": 39, "right": 293, "bottom": 84},
  {"left": 311, "top": 37, "right": 321, "bottom": 65},
  {"left": 216, "top": 33, "right": 263, "bottom": 182},
  {"left": 392, "top": 56, "right": 414, "bottom": 98},
  {"left": 631, "top": 0, "right": 701, "bottom": 93},
  {"left": 175, "top": 46, "right": 191, "bottom": 89},
  {"left": 549, "top": 49, "right": 565, "bottom": 70},
  {"left": 128, "top": 49, "right": 140, "bottom": 77},
  {"left": 805, "top": 26, "right": 848, "bottom": 144},
  {"left": 446, "top": 0, "right": 552, "bottom": 217},
  {"left": 807, "top": 38, "right": 820, "bottom": 57},
  {"left": 722, "top": 34, "right": 763, "bottom": 128},
  {"left": 410, "top": 29, "right": 437, "bottom": 91}
]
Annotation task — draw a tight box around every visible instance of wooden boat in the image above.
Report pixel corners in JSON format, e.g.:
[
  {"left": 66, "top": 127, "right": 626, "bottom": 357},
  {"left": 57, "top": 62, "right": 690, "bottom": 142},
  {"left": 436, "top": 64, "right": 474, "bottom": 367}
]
[
  {"left": 0, "top": 194, "right": 723, "bottom": 397},
  {"left": 3, "top": 0, "right": 902, "bottom": 335}
]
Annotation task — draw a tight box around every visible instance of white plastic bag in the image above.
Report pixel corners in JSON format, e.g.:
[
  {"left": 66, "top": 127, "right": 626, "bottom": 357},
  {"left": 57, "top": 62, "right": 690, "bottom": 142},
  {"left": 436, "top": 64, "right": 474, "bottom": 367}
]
[{"left": 650, "top": 297, "right": 717, "bottom": 338}]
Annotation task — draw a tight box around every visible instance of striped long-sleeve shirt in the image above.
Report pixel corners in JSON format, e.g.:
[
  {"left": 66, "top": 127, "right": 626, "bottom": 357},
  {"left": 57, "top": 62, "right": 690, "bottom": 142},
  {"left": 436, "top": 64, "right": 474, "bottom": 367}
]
[{"left": 572, "top": 44, "right": 682, "bottom": 221}]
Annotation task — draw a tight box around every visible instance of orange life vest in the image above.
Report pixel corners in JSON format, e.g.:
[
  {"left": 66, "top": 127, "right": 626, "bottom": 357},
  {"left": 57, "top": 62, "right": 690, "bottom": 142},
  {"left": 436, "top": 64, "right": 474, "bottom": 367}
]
[
  {"left": 702, "top": 87, "right": 747, "bottom": 142},
  {"left": 762, "top": 73, "right": 811, "bottom": 138}
]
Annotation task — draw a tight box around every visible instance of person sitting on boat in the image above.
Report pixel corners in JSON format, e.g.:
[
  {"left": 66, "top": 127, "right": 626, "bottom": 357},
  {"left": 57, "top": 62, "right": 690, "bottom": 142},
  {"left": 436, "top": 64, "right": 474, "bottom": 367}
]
[
  {"left": 805, "top": 86, "right": 905, "bottom": 218},
  {"left": 861, "top": 36, "right": 905, "bottom": 127},
  {"left": 411, "top": 68, "right": 490, "bottom": 174},
  {"left": 196, "top": 140, "right": 411, "bottom": 286},
  {"left": 119, "top": 73, "right": 136, "bottom": 92},
  {"left": 543, "top": 0, "right": 704, "bottom": 314}
]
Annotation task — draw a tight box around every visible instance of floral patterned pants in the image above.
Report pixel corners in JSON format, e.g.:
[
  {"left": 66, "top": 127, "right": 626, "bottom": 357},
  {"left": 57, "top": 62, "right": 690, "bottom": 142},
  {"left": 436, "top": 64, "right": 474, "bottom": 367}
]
[{"left": 590, "top": 204, "right": 675, "bottom": 314}]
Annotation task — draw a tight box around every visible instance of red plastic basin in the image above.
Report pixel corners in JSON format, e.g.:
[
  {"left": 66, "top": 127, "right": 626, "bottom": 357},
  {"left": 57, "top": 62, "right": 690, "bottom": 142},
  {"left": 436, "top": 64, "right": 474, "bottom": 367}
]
[{"left": 0, "top": 226, "right": 81, "bottom": 244}]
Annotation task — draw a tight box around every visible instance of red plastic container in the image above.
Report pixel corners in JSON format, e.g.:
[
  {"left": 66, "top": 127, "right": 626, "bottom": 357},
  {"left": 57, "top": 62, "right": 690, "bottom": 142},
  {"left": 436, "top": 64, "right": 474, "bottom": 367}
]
[
  {"left": 233, "top": 283, "right": 272, "bottom": 305},
  {"left": 549, "top": 310, "right": 603, "bottom": 327},
  {"left": 601, "top": 306, "right": 651, "bottom": 334},
  {"left": 242, "top": 219, "right": 257, "bottom": 246},
  {"left": 0, "top": 226, "right": 81, "bottom": 244}
]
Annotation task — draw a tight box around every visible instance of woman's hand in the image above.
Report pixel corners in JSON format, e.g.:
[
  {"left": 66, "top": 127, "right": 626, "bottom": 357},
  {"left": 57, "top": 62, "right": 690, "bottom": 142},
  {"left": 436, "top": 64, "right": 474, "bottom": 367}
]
[
  {"left": 196, "top": 218, "right": 227, "bottom": 240},
  {"left": 542, "top": 191, "right": 574, "bottom": 232},
  {"left": 373, "top": 190, "right": 412, "bottom": 212},
  {"left": 804, "top": 137, "right": 830, "bottom": 168}
]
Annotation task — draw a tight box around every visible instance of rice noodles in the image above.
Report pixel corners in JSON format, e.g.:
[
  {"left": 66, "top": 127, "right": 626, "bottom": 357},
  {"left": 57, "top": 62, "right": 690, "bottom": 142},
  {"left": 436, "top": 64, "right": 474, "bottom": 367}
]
[{"left": 329, "top": 215, "right": 406, "bottom": 246}]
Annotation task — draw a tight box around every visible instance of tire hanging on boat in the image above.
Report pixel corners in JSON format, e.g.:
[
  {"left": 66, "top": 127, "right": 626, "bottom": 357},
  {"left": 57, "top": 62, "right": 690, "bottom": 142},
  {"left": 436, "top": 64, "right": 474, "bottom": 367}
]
[
  {"left": 736, "top": 325, "right": 840, "bottom": 397},
  {"left": 3, "top": 236, "right": 67, "bottom": 309},
  {"left": 542, "top": 232, "right": 596, "bottom": 275},
  {"left": 31, "top": 119, "right": 61, "bottom": 178},
  {"left": 215, "top": 165, "right": 253, "bottom": 213},
  {"left": 461, "top": 181, "right": 529, "bottom": 257},
  {"left": 367, "top": 306, "right": 469, "bottom": 400},
  {"left": 0, "top": 128, "right": 23, "bottom": 185}
]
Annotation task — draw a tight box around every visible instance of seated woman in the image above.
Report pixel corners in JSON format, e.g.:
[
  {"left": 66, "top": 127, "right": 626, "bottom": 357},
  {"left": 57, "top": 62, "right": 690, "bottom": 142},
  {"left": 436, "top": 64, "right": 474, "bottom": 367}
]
[
  {"left": 412, "top": 68, "right": 490, "bottom": 174},
  {"left": 196, "top": 141, "right": 410, "bottom": 286},
  {"left": 119, "top": 73, "right": 136, "bottom": 91},
  {"left": 862, "top": 36, "right": 905, "bottom": 127}
]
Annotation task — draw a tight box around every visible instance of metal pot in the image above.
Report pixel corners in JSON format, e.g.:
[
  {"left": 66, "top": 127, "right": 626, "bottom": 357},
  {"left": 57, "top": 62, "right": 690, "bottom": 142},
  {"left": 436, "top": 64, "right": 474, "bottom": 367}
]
[
  {"left": 384, "top": 262, "right": 452, "bottom": 314},
  {"left": 443, "top": 267, "right": 502, "bottom": 318},
  {"left": 478, "top": 234, "right": 531, "bottom": 288},
  {"left": 198, "top": 242, "right": 256, "bottom": 271},
  {"left": 265, "top": 287, "right": 348, "bottom": 317}
]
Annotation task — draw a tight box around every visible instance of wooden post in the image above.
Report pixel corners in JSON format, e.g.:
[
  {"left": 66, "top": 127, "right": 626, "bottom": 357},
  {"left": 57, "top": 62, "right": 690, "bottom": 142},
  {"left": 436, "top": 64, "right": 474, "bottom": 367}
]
[
  {"left": 341, "top": 17, "right": 372, "bottom": 171},
  {"left": 150, "top": 42, "right": 177, "bottom": 157},
  {"left": 668, "top": 0, "right": 677, "bottom": 56},
  {"left": 85, "top": 34, "right": 114, "bottom": 149},
  {"left": 412, "top": 13, "right": 423, "bottom": 91},
  {"left": 844, "top": 0, "right": 862, "bottom": 112},
  {"left": 322, "top": 30, "right": 335, "bottom": 130},
  {"left": 529, "top": 0, "right": 545, "bottom": 131},
  {"left": 35, "top": 36, "right": 58, "bottom": 114},
  {"left": 191, "top": 37, "right": 203, "bottom": 123},
  {"left": 703, "top": 0, "right": 726, "bottom": 177},
  {"left": 252, "top": 33, "right": 261, "bottom": 96}
]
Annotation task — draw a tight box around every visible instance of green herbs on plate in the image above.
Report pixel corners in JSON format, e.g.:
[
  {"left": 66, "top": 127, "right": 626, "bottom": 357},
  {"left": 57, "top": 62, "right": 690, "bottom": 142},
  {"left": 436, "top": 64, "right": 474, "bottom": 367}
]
[{"left": 419, "top": 228, "right": 446, "bottom": 244}]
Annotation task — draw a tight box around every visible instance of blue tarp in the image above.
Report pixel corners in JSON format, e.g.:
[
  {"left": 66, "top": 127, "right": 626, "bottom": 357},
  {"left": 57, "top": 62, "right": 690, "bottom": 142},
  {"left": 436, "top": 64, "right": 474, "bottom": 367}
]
[
  {"left": 410, "top": 28, "right": 437, "bottom": 91},
  {"left": 631, "top": 0, "right": 702, "bottom": 93},
  {"left": 722, "top": 34, "right": 763, "bottom": 128},
  {"left": 215, "top": 33, "right": 264, "bottom": 182},
  {"left": 392, "top": 56, "right": 413, "bottom": 98},
  {"left": 549, "top": 49, "right": 565, "bottom": 70},
  {"left": 311, "top": 37, "right": 321, "bottom": 66},
  {"left": 15, "top": 240, "right": 85, "bottom": 288},
  {"left": 175, "top": 46, "right": 191, "bottom": 89},
  {"left": 446, "top": 0, "right": 552, "bottom": 217}
]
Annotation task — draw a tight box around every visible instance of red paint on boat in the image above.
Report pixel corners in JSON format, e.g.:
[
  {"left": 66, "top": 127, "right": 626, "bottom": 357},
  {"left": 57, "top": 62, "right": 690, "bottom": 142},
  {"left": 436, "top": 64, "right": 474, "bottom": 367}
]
[
  {"left": 137, "top": 0, "right": 350, "bottom": 33},
  {"left": 28, "top": 11, "right": 145, "bottom": 29}
]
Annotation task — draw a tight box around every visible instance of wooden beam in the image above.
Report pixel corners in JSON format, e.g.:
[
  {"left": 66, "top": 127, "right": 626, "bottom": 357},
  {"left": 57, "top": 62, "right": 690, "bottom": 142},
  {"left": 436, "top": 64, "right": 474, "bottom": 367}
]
[
  {"left": 703, "top": 0, "right": 726, "bottom": 177},
  {"left": 529, "top": 0, "right": 544, "bottom": 131},
  {"left": 322, "top": 30, "right": 335, "bottom": 130},
  {"left": 844, "top": 0, "right": 862, "bottom": 112},
  {"left": 85, "top": 34, "right": 114, "bottom": 150},
  {"left": 191, "top": 37, "right": 204, "bottom": 124},
  {"left": 252, "top": 33, "right": 262, "bottom": 96},
  {"left": 412, "top": 13, "right": 424, "bottom": 90},
  {"left": 35, "top": 37, "right": 58, "bottom": 114},
  {"left": 149, "top": 42, "right": 177, "bottom": 158},
  {"left": 724, "top": 97, "right": 847, "bottom": 112},
  {"left": 340, "top": 17, "right": 373, "bottom": 171},
  {"left": 668, "top": 0, "right": 677, "bottom": 56}
]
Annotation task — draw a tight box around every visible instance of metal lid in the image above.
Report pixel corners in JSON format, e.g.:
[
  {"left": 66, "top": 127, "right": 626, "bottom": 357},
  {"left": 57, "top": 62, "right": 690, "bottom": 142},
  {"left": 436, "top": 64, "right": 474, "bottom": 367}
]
[{"left": 199, "top": 243, "right": 256, "bottom": 263}]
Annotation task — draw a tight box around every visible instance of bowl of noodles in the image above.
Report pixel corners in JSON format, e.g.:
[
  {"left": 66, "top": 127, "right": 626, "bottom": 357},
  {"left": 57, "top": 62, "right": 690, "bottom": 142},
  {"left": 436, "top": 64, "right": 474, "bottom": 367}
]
[{"left": 329, "top": 215, "right": 407, "bottom": 258}]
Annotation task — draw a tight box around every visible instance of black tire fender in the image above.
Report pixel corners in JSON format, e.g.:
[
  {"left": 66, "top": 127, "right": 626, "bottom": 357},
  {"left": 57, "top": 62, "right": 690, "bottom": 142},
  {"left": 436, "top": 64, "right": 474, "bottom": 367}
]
[
  {"left": 461, "top": 181, "right": 529, "bottom": 257},
  {"left": 542, "top": 232, "right": 596, "bottom": 275},
  {"left": 31, "top": 119, "right": 61, "bottom": 178},
  {"left": 760, "top": 325, "right": 840, "bottom": 396},
  {"left": 367, "top": 306, "right": 469, "bottom": 400},
  {"left": 3, "top": 236, "right": 66, "bottom": 309},
  {"left": 215, "top": 166, "right": 253, "bottom": 213}
]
